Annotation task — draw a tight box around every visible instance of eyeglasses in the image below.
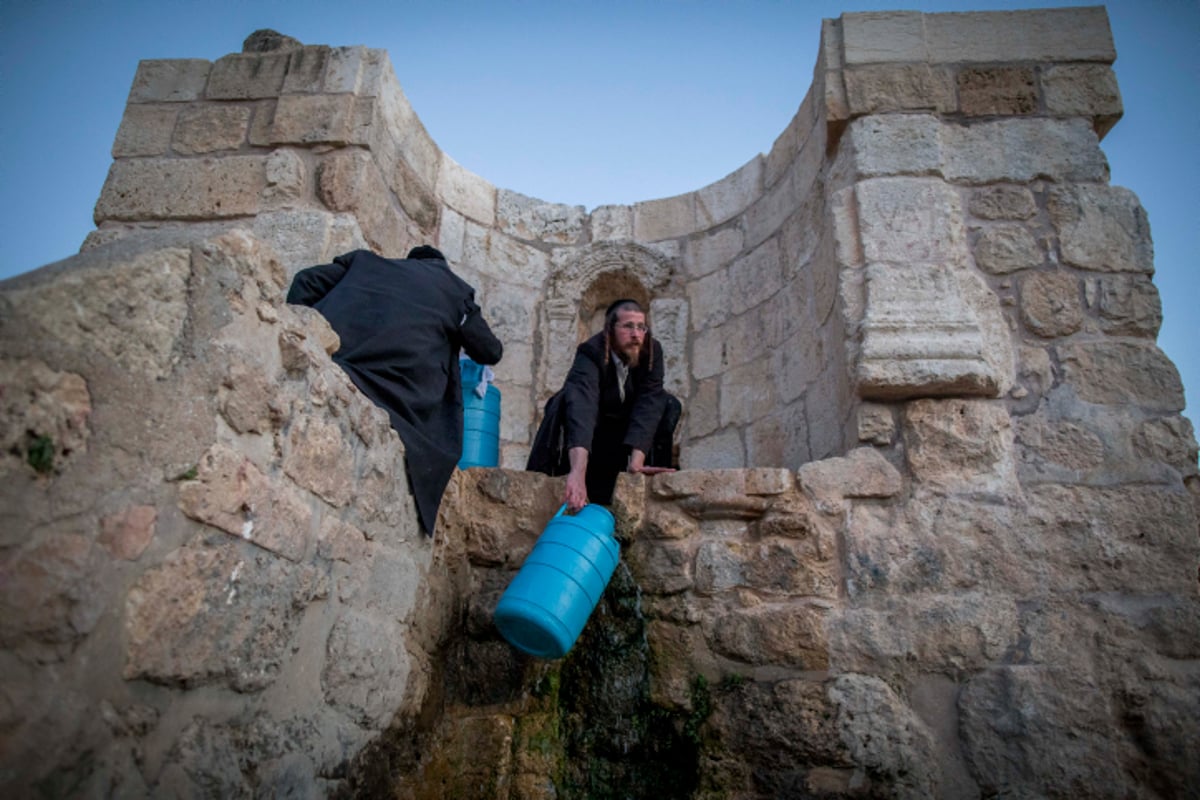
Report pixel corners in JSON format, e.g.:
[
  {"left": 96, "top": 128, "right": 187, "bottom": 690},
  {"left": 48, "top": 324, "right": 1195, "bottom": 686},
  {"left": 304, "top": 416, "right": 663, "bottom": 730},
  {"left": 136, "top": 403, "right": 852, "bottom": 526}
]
[{"left": 616, "top": 322, "right": 648, "bottom": 333}]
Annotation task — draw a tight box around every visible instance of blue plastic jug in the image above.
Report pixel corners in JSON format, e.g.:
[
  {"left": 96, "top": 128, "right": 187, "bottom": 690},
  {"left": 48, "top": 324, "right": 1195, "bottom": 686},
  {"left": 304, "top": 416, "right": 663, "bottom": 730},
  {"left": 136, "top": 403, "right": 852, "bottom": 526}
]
[
  {"left": 494, "top": 504, "right": 620, "bottom": 659},
  {"left": 459, "top": 359, "right": 500, "bottom": 469}
]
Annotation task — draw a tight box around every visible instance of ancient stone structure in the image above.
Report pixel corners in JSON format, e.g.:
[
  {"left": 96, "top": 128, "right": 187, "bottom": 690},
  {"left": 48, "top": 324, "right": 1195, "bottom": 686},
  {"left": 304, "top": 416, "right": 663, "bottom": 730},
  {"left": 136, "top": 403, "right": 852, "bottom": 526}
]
[{"left": 2, "top": 7, "right": 1197, "bottom": 799}]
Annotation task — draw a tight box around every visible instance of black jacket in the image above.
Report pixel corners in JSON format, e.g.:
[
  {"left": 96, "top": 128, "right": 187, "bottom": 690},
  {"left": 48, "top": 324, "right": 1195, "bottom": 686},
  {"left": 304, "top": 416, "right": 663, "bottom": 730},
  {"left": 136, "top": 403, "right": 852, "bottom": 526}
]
[
  {"left": 527, "top": 331, "right": 666, "bottom": 503},
  {"left": 288, "top": 250, "right": 502, "bottom": 535}
]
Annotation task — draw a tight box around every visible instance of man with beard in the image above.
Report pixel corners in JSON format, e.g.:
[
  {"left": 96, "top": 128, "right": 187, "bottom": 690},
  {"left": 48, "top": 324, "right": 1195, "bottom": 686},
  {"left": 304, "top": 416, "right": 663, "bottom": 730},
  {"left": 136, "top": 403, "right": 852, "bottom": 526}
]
[{"left": 527, "top": 298, "right": 678, "bottom": 511}]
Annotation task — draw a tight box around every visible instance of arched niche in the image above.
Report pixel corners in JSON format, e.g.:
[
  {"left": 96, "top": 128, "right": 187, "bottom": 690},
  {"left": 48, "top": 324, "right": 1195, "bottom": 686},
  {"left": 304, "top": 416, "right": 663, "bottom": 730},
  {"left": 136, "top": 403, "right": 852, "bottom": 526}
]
[{"left": 536, "top": 242, "right": 680, "bottom": 402}]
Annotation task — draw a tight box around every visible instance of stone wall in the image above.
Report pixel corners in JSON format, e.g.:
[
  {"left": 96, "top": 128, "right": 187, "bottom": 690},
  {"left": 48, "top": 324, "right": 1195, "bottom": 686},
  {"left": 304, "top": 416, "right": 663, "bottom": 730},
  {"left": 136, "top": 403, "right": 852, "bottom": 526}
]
[{"left": 2, "top": 6, "right": 1198, "bottom": 799}]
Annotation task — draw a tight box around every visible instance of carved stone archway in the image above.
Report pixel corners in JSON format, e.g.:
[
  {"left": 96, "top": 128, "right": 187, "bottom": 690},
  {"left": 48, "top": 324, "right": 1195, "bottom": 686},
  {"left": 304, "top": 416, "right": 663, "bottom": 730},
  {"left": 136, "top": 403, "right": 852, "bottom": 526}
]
[{"left": 537, "top": 242, "right": 680, "bottom": 402}]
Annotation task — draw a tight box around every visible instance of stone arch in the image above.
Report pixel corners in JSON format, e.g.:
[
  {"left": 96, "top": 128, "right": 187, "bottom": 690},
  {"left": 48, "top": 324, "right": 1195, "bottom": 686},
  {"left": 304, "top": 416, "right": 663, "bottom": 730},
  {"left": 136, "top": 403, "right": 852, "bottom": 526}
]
[{"left": 537, "top": 242, "right": 679, "bottom": 401}]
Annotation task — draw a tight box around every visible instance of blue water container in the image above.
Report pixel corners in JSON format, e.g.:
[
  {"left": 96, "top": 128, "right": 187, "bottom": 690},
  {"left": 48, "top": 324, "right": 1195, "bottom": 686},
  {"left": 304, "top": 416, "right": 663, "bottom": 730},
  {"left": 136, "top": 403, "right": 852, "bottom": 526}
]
[
  {"left": 459, "top": 360, "right": 500, "bottom": 469},
  {"left": 494, "top": 504, "right": 620, "bottom": 659}
]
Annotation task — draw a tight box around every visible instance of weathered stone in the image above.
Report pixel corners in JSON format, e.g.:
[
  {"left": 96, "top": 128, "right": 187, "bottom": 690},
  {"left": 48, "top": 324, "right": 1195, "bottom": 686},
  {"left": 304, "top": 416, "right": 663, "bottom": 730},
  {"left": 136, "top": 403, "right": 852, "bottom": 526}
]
[
  {"left": 112, "top": 104, "right": 178, "bottom": 156},
  {"left": 179, "top": 443, "right": 313, "bottom": 561},
  {"left": 943, "top": 118, "right": 1108, "bottom": 184},
  {"left": 128, "top": 59, "right": 211, "bottom": 103},
  {"left": 1093, "top": 274, "right": 1162, "bottom": 337},
  {"left": 96, "top": 156, "right": 266, "bottom": 221},
  {"left": 206, "top": 52, "right": 290, "bottom": 99},
  {"left": 904, "top": 399, "right": 1017, "bottom": 495},
  {"left": 697, "top": 157, "right": 762, "bottom": 227},
  {"left": 798, "top": 447, "right": 901, "bottom": 511},
  {"left": 857, "top": 263, "right": 1000, "bottom": 399},
  {"left": 0, "top": 358, "right": 91, "bottom": 477},
  {"left": 957, "top": 66, "right": 1037, "bottom": 116},
  {"left": 829, "top": 674, "right": 941, "bottom": 800},
  {"left": 496, "top": 190, "right": 585, "bottom": 244},
  {"left": 969, "top": 185, "right": 1036, "bottom": 220},
  {"left": 262, "top": 149, "right": 309, "bottom": 207},
  {"left": 1016, "top": 414, "right": 1107, "bottom": 474},
  {"left": 322, "top": 610, "right": 413, "bottom": 728},
  {"left": 633, "top": 192, "right": 696, "bottom": 241},
  {"left": 282, "top": 46, "right": 330, "bottom": 93},
  {"left": 2, "top": 248, "right": 190, "bottom": 378},
  {"left": 847, "top": 114, "right": 942, "bottom": 178},
  {"left": 437, "top": 154, "right": 495, "bottom": 225},
  {"left": 1048, "top": 184, "right": 1153, "bottom": 273},
  {"left": 283, "top": 415, "right": 355, "bottom": 508},
  {"left": 843, "top": 64, "right": 956, "bottom": 115},
  {"left": 589, "top": 204, "right": 633, "bottom": 241},
  {"left": 99, "top": 505, "right": 157, "bottom": 561},
  {"left": 709, "top": 603, "right": 829, "bottom": 669},
  {"left": 123, "top": 542, "right": 319, "bottom": 691},
  {"left": 926, "top": 7, "right": 1116, "bottom": 63},
  {"left": 856, "top": 403, "right": 895, "bottom": 445},
  {"left": 243, "top": 29, "right": 303, "bottom": 53},
  {"left": 0, "top": 533, "right": 105, "bottom": 653},
  {"left": 219, "top": 360, "right": 277, "bottom": 434},
  {"left": 1133, "top": 416, "right": 1199, "bottom": 478},
  {"left": 1057, "top": 341, "right": 1185, "bottom": 411},
  {"left": 973, "top": 223, "right": 1043, "bottom": 274},
  {"left": 270, "top": 93, "right": 356, "bottom": 144},
  {"left": 1019, "top": 271, "right": 1083, "bottom": 337},
  {"left": 854, "top": 178, "right": 966, "bottom": 266},
  {"left": 172, "top": 104, "right": 251, "bottom": 154},
  {"left": 1042, "top": 64, "right": 1123, "bottom": 134}
]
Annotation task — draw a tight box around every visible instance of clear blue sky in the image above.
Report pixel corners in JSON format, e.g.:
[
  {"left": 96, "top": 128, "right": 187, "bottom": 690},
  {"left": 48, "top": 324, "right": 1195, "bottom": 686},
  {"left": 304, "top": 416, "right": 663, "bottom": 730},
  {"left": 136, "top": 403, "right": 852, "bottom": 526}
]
[{"left": 1, "top": 0, "right": 1196, "bottom": 417}]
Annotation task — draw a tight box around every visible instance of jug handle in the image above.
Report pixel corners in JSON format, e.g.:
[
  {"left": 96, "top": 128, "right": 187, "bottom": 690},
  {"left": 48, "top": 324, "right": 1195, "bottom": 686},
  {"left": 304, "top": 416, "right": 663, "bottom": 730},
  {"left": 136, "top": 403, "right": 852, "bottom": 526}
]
[{"left": 554, "top": 503, "right": 568, "bottom": 518}]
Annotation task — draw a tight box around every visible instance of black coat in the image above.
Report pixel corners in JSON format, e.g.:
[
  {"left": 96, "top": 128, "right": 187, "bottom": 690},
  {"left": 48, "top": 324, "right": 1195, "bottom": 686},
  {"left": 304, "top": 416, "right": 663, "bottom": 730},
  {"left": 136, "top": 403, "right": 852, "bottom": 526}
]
[
  {"left": 287, "top": 250, "right": 502, "bottom": 535},
  {"left": 527, "top": 332, "right": 667, "bottom": 504}
]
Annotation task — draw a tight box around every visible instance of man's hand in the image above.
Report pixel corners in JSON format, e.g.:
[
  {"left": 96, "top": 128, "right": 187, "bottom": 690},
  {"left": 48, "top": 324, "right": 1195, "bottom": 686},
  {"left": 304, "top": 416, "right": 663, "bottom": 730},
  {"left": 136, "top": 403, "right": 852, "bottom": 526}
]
[
  {"left": 627, "top": 448, "right": 676, "bottom": 476},
  {"left": 564, "top": 447, "right": 589, "bottom": 512}
]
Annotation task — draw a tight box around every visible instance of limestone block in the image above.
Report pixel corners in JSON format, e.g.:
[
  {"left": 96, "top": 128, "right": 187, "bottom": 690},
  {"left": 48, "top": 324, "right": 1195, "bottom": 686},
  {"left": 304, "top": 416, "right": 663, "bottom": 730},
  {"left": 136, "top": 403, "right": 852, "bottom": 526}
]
[
  {"left": 972, "top": 224, "right": 1043, "bottom": 275},
  {"left": 957, "top": 67, "right": 1037, "bottom": 116},
  {"left": 437, "top": 155, "right": 495, "bottom": 226},
  {"left": 969, "top": 186, "right": 1036, "bottom": 220},
  {"left": 1057, "top": 341, "right": 1185, "bottom": 411},
  {"left": 385, "top": 154, "right": 438, "bottom": 230},
  {"left": 1027, "top": 484, "right": 1198, "bottom": 593},
  {"left": 252, "top": 210, "right": 335, "bottom": 273},
  {"left": 269, "top": 93, "right": 356, "bottom": 144},
  {"left": 1092, "top": 274, "right": 1162, "bottom": 337},
  {"left": 847, "top": 115, "right": 942, "bottom": 178},
  {"left": 681, "top": 429, "right": 744, "bottom": 470},
  {"left": 0, "top": 532, "right": 104, "bottom": 653},
  {"left": 775, "top": 321, "right": 821, "bottom": 403},
  {"left": 172, "top": 104, "right": 251, "bottom": 154},
  {"left": 218, "top": 361, "right": 277, "bottom": 434},
  {"left": 854, "top": 178, "right": 967, "bottom": 266},
  {"left": 1048, "top": 184, "right": 1153, "bottom": 273},
  {"left": 924, "top": 7, "right": 1116, "bottom": 63},
  {"left": 479, "top": 282, "right": 536, "bottom": 351},
  {"left": 720, "top": 358, "right": 777, "bottom": 428},
  {"left": 590, "top": 204, "right": 633, "bottom": 241},
  {"left": 1042, "top": 64, "right": 1122, "bottom": 135},
  {"left": 857, "top": 263, "right": 1000, "bottom": 399},
  {"left": 2, "top": 247, "right": 190, "bottom": 379},
  {"left": 247, "top": 99, "right": 275, "bottom": 146},
  {"left": 499, "top": 384, "right": 534, "bottom": 444},
  {"left": 281, "top": 46, "right": 330, "bottom": 94},
  {"left": 709, "top": 603, "right": 829, "bottom": 669},
  {"left": 633, "top": 193, "right": 697, "bottom": 242},
  {"left": 128, "top": 59, "right": 211, "bottom": 103},
  {"left": 649, "top": 297, "right": 688, "bottom": 398},
  {"left": 1019, "top": 271, "right": 1082, "bottom": 337},
  {"left": 283, "top": 415, "right": 355, "bottom": 508},
  {"left": 857, "top": 403, "right": 895, "bottom": 445},
  {"left": 261, "top": 149, "right": 308, "bottom": 207},
  {"left": 0, "top": 358, "right": 91, "bottom": 477},
  {"left": 1133, "top": 416, "right": 1199, "bottom": 479},
  {"left": 316, "top": 149, "right": 405, "bottom": 257},
  {"left": 206, "top": 52, "right": 290, "bottom": 100},
  {"left": 839, "top": 11, "right": 926, "bottom": 64},
  {"left": 1016, "top": 414, "right": 1107, "bottom": 474},
  {"left": 98, "top": 505, "right": 157, "bottom": 561},
  {"left": 695, "top": 537, "right": 835, "bottom": 598},
  {"left": 741, "top": 163, "right": 798, "bottom": 252},
  {"left": 903, "top": 399, "right": 1017, "bottom": 495},
  {"left": 961, "top": 666, "right": 1134, "bottom": 798},
  {"left": 843, "top": 64, "right": 956, "bottom": 115},
  {"left": 726, "top": 236, "right": 784, "bottom": 319},
  {"left": 686, "top": 377, "right": 720, "bottom": 439},
  {"left": 123, "top": 542, "right": 322, "bottom": 691},
  {"left": 112, "top": 105, "right": 178, "bottom": 157},
  {"left": 943, "top": 118, "right": 1108, "bottom": 185},
  {"left": 697, "top": 156, "right": 762, "bottom": 228},
  {"left": 462, "top": 228, "right": 550, "bottom": 290},
  {"left": 687, "top": 267, "right": 731, "bottom": 333},
  {"left": 829, "top": 674, "right": 941, "bottom": 798},
  {"left": 324, "top": 609, "right": 412, "bottom": 729},
  {"left": 95, "top": 156, "right": 266, "bottom": 221},
  {"left": 323, "top": 46, "right": 372, "bottom": 94},
  {"left": 798, "top": 447, "right": 901, "bottom": 511},
  {"left": 496, "top": 190, "right": 585, "bottom": 244},
  {"left": 179, "top": 443, "right": 314, "bottom": 561}
]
